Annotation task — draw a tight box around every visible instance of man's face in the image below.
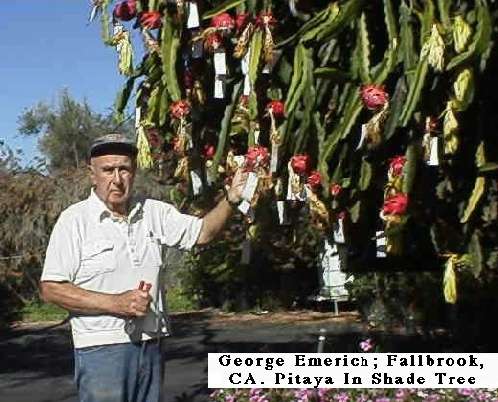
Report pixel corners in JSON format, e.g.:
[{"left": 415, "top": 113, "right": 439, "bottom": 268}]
[{"left": 89, "top": 154, "right": 136, "bottom": 213}]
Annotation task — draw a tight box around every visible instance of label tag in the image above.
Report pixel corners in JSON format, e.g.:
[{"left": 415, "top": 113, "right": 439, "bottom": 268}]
[
  {"left": 277, "top": 200, "right": 287, "bottom": 224},
  {"left": 214, "top": 77, "right": 224, "bottom": 99},
  {"left": 214, "top": 51, "right": 227, "bottom": 75},
  {"left": 428, "top": 136, "right": 440, "bottom": 166},
  {"left": 254, "top": 130, "right": 260, "bottom": 145},
  {"left": 356, "top": 124, "right": 367, "bottom": 150},
  {"left": 135, "top": 107, "right": 141, "bottom": 128},
  {"left": 333, "top": 218, "right": 345, "bottom": 244},
  {"left": 270, "top": 145, "right": 279, "bottom": 173},
  {"left": 243, "top": 74, "right": 251, "bottom": 96},
  {"left": 190, "top": 170, "right": 202, "bottom": 196},
  {"left": 241, "top": 172, "right": 258, "bottom": 201},
  {"left": 238, "top": 199, "right": 251, "bottom": 215},
  {"left": 241, "top": 52, "right": 250, "bottom": 74},
  {"left": 376, "top": 230, "right": 387, "bottom": 258},
  {"left": 186, "top": 2, "right": 200, "bottom": 28}
]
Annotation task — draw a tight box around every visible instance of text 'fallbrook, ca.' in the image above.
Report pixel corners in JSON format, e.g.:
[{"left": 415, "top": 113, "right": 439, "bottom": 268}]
[{"left": 208, "top": 353, "right": 496, "bottom": 389}]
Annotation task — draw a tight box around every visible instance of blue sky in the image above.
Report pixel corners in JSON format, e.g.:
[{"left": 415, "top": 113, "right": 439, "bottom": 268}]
[{"left": 1, "top": 0, "right": 138, "bottom": 164}]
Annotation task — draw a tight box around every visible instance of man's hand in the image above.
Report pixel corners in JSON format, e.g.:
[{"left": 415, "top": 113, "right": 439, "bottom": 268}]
[
  {"left": 226, "top": 168, "right": 248, "bottom": 204},
  {"left": 114, "top": 288, "right": 152, "bottom": 317}
]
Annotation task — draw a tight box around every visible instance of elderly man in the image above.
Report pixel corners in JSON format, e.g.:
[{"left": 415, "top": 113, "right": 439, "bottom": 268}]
[{"left": 40, "top": 134, "right": 246, "bottom": 402}]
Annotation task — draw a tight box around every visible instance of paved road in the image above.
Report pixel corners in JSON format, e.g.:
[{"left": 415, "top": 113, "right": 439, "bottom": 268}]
[{"left": 0, "top": 311, "right": 452, "bottom": 402}]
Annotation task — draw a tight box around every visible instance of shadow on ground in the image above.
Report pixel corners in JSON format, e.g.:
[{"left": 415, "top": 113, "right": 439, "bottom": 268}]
[{"left": 0, "top": 310, "right": 474, "bottom": 402}]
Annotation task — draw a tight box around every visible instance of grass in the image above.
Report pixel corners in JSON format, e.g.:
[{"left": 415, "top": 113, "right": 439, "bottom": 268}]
[
  {"left": 166, "top": 286, "right": 197, "bottom": 312},
  {"left": 21, "top": 300, "right": 67, "bottom": 322}
]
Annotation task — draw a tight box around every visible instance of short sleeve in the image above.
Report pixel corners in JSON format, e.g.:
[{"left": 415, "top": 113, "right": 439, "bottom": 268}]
[
  {"left": 158, "top": 202, "right": 203, "bottom": 251},
  {"left": 41, "top": 211, "right": 81, "bottom": 283}
]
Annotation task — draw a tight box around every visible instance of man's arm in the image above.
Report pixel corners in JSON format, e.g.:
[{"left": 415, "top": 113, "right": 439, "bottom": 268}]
[
  {"left": 40, "top": 281, "right": 151, "bottom": 317},
  {"left": 196, "top": 168, "right": 247, "bottom": 245}
]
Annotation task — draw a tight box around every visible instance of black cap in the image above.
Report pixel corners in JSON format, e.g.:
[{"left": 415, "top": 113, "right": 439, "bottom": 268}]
[{"left": 89, "top": 133, "right": 138, "bottom": 158}]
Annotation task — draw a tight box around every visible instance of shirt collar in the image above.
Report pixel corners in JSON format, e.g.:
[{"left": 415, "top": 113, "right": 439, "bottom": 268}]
[{"left": 88, "top": 188, "right": 143, "bottom": 224}]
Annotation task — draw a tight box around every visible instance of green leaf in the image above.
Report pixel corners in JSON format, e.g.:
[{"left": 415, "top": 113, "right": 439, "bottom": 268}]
[
  {"left": 383, "top": 0, "right": 398, "bottom": 42},
  {"left": 202, "top": 0, "right": 244, "bottom": 20},
  {"left": 383, "top": 77, "right": 408, "bottom": 141},
  {"left": 357, "top": 13, "right": 371, "bottom": 83},
  {"left": 248, "top": 31, "right": 263, "bottom": 88},
  {"left": 468, "top": 232, "right": 483, "bottom": 278},
  {"left": 114, "top": 77, "right": 135, "bottom": 123},
  {"left": 400, "top": 55, "right": 428, "bottom": 126},
  {"left": 402, "top": 142, "right": 418, "bottom": 194},
  {"left": 359, "top": 159, "right": 372, "bottom": 191},
  {"left": 161, "top": 19, "right": 182, "bottom": 101},
  {"left": 313, "top": 68, "right": 350, "bottom": 82},
  {"left": 479, "top": 163, "right": 498, "bottom": 173},
  {"left": 399, "top": 1, "right": 417, "bottom": 74},
  {"left": 461, "top": 177, "right": 486, "bottom": 223},
  {"left": 446, "top": 1, "right": 492, "bottom": 71},
  {"left": 285, "top": 44, "right": 307, "bottom": 115},
  {"left": 350, "top": 199, "right": 361, "bottom": 223},
  {"left": 211, "top": 82, "right": 243, "bottom": 179},
  {"left": 317, "top": 0, "right": 364, "bottom": 43}
]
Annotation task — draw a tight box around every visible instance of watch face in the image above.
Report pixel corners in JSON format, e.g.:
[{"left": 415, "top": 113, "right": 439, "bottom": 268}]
[{"left": 124, "top": 319, "right": 136, "bottom": 335}]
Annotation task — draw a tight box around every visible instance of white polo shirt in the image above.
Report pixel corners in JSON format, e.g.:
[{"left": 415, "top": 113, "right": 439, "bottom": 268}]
[{"left": 41, "top": 190, "right": 203, "bottom": 348}]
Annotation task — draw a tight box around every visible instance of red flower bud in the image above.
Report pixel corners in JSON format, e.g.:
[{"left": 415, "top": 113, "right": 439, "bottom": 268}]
[
  {"left": 266, "top": 100, "right": 285, "bottom": 119},
  {"left": 235, "top": 13, "right": 250, "bottom": 32},
  {"left": 139, "top": 11, "right": 162, "bottom": 29},
  {"left": 170, "top": 100, "right": 191, "bottom": 120},
  {"left": 360, "top": 84, "right": 388, "bottom": 110},
  {"left": 245, "top": 146, "right": 269, "bottom": 171},
  {"left": 256, "top": 12, "right": 276, "bottom": 28},
  {"left": 113, "top": 0, "right": 137, "bottom": 21},
  {"left": 330, "top": 183, "right": 342, "bottom": 197},
  {"left": 290, "top": 154, "right": 311, "bottom": 175},
  {"left": 382, "top": 193, "right": 409, "bottom": 216},
  {"left": 307, "top": 170, "right": 321, "bottom": 190},
  {"left": 205, "top": 32, "right": 223, "bottom": 51},
  {"left": 389, "top": 156, "right": 406, "bottom": 177},
  {"left": 240, "top": 95, "right": 249, "bottom": 107},
  {"left": 203, "top": 144, "right": 216, "bottom": 159},
  {"left": 211, "top": 12, "right": 235, "bottom": 30},
  {"left": 146, "top": 128, "right": 162, "bottom": 149}
]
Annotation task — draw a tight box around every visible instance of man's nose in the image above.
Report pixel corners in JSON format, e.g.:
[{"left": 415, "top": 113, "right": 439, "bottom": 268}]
[{"left": 112, "top": 169, "right": 122, "bottom": 185}]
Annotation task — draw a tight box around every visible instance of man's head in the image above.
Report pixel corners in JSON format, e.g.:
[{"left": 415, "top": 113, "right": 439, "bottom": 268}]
[{"left": 88, "top": 134, "right": 138, "bottom": 215}]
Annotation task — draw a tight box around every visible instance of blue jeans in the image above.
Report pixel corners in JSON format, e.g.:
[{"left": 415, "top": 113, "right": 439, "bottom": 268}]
[{"left": 74, "top": 341, "right": 162, "bottom": 402}]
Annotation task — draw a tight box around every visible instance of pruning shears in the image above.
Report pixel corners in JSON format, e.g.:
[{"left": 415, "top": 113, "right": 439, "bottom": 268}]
[{"left": 124, "top": 280, "right": 151, "bottom": 335}]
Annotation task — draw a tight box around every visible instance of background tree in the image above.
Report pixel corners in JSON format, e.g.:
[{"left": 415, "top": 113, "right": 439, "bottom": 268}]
[{"left": 17, "top": 89, "right": 133, "bottom": 171}]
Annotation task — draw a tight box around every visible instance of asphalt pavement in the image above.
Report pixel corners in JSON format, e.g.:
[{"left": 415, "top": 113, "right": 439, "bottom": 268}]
[{"left": 0, "top": 311, "right": 452, "bottom": 402}]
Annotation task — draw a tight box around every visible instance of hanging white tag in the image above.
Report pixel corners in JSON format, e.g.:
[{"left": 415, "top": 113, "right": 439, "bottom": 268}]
[
  {"left": 135, "top": 107, "right": 141, "bottom": 128},
  {"left": 243, "top": 74, "right": 251, "bottom": 96},
  {"left": 190, "top": 170, "right": 203, "bottom": 196},
  {"left": 428, "top": 136, "right": 440, "bottom": 166},
  {"left": 214, "top": 77, "right": 224, "bottom": 99},
  {"left": 277, "top": 200, "right": 286, "bottom": 224},
  {"left": 356, "top": 124, "right": 367, "bottom": 150},
  {"left": 286, "top": 175, "right": 296, "bottom": 201},
  {"left": 113, "top": 24, "right": 124, "bottom": 36},
  {"left": 333, "top": 218, "right": 345, "bottom": 244},
  {"left": 233, "top": 155, "right": 245, "bottom": 168},
  {"left": 270, "top": 144, "right": 279, "bottom": 173},
  {"left": 376, "top": 230, "right": 387, "bottom": 258},
  {"left": 262, "top": 63, "right": 271, "bottom": 74},
  {"left": 238, "top": 199, "right": 251, "bottom": 215},
  {"left": 241, "top": 172, "right": 258, "bottom": 201},
  {"left": 241, "top": 239, "right": 251, "bottom": 264},
  {"left": 241, "top": 52, "right": 250, "bottom": 74},
  {"left": 186, "top": 2, "right": 200, "bottom": 28},
  {"left": 214, "top": 51, "right": 227, "bottom": 75},
  {"left": 254, "top": 130, "right": 260, "bottom": 145}
]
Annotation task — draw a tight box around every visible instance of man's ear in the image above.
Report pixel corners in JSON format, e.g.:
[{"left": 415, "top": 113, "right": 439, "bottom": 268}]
[{"left": 88, "top": 159, "right": 97, "bottom": 186}]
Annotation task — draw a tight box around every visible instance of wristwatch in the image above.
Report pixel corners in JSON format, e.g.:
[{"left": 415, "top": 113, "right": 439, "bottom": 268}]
[{"left": 223, "top": 186, "right": 239, "bottom": 208}]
